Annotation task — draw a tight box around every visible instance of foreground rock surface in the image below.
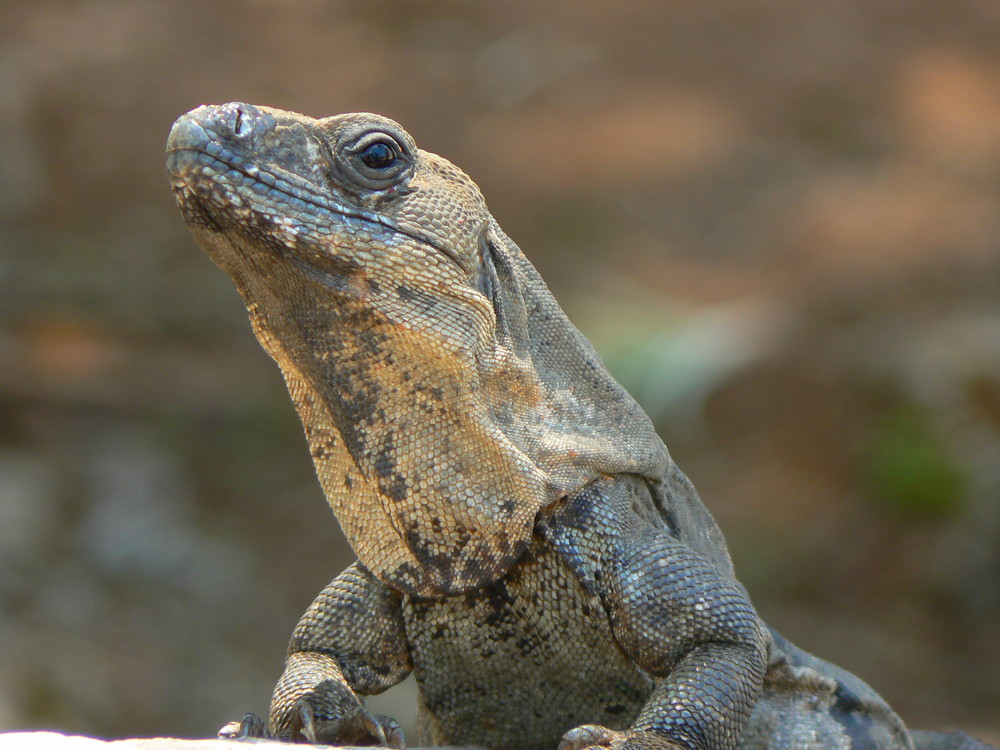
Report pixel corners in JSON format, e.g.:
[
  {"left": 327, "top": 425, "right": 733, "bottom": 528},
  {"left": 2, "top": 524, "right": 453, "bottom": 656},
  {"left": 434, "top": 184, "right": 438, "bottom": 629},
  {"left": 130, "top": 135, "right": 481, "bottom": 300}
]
[
  {"left": 2, "top": 734, "right": 277, "bottom": 750},
  {"left": 5, "top": 731, "right": 998, "bottom": 750},
  {"left": 0, "top": 733, "right": 485, "bottom": 750},
  {"left": 0, "top": 733, "right": 335, "bottom": 750}
]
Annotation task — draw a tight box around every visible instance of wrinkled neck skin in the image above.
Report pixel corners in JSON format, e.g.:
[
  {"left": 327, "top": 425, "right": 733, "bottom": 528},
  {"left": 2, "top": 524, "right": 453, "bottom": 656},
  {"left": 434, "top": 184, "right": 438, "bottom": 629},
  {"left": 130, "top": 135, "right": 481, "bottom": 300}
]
[
  {"left": 196, "top": 223, "right": 559, "bottom": 598},
  {"left": 169, "top": 105, "right": 670, "bottom": 598}
]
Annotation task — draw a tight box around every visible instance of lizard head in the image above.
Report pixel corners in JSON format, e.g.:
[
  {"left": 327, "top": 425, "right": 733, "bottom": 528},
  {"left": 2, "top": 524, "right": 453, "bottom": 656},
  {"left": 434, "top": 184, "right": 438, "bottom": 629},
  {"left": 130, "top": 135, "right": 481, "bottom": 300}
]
[{"left": 167, "top": 103, "right": 667, "bottom": 597}]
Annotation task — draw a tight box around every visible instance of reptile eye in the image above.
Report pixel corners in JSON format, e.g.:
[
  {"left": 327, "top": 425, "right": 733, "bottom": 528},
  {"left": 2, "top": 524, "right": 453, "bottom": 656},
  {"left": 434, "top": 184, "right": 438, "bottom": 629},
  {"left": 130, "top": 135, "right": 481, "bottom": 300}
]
[
  {"left": 332, "top": 121, "right": 413, "bottom": 191},
  {"left": 359, "top": 141, "right": 397, "bottom": 170}
]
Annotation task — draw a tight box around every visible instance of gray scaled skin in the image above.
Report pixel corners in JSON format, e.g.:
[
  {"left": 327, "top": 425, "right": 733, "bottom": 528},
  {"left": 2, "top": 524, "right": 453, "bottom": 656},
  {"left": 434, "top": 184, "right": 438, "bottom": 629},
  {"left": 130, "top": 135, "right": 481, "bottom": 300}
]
[{"left": 165, "top": 103, "right": 995, "bottom": 750}]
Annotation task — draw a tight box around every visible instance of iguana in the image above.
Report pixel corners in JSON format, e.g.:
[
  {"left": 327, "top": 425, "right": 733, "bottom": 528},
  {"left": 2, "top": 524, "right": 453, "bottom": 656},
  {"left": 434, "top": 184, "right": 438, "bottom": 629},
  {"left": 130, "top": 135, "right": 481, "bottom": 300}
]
[{"left": 165, "top": 102, "right": 994, "bottom": 750}]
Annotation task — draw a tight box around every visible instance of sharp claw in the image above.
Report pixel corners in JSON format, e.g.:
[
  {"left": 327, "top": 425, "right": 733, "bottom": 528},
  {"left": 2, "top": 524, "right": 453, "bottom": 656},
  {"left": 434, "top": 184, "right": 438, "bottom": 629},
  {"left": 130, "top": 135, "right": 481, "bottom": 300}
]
[
  {"left": 383, "top": 719, "right": 405, "bottom": 749},
  {"left": 359, "top": 709, "right": 388, "bottom": 746},
  {"left": 238, "top": 714, "right": 257, "bottom": 739},
  {"left": 218, "top": 713, "right": 265, "bottom": 740},
  {"left": 297, "top": 702, "right": 318, "bottom": 744},
  {"left": 560, "top": 724, "right": 618, "bottom": 750},
  {"left": 560, "top": 726, "right": 589, "bottom": 750}
]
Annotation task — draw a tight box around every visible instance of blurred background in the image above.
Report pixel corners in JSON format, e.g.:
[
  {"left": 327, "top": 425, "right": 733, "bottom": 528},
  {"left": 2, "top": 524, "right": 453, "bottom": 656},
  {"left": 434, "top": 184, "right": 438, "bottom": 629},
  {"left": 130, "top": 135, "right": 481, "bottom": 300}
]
[{"left": 1, "top": 0, "right": 998, "bottom": 743}]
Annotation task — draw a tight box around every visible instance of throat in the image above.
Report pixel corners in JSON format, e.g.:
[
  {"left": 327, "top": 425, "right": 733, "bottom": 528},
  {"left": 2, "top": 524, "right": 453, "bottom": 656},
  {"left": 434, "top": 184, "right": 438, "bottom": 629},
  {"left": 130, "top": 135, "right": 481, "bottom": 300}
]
[
  {"left": 282, "top": 361, "right": 547, "bottom": 598},
  {"left": 238, "top": 269, "right": 554, "bottom": 599}
]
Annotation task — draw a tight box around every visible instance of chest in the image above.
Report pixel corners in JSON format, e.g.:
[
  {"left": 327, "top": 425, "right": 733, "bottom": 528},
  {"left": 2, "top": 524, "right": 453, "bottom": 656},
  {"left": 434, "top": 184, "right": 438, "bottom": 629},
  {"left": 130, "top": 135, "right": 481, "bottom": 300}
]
[{"left": 401, "top": 537, "right": 653, "bottom": 750}]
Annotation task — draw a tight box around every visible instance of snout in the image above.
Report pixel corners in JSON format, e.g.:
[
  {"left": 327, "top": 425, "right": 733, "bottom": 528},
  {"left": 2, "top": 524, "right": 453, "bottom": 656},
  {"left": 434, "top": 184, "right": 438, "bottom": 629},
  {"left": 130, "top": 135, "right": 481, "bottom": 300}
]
[{"left": 165, "top": 102, "right": 272, "bottom": 176}]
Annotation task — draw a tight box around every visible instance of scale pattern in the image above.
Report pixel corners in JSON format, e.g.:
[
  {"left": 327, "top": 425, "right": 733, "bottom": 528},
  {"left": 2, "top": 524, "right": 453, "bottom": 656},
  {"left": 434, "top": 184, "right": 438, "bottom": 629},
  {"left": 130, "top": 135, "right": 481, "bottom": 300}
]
[{"left": 166, "top": 103, "right": 995, "bottom": 750}]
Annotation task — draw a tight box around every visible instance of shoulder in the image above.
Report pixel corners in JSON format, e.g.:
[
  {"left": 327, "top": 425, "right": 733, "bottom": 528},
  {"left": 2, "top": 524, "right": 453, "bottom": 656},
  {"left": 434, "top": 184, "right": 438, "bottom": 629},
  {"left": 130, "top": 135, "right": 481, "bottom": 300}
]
[{"left": 537, "top": 474, "right": 669, "bottom": 597}]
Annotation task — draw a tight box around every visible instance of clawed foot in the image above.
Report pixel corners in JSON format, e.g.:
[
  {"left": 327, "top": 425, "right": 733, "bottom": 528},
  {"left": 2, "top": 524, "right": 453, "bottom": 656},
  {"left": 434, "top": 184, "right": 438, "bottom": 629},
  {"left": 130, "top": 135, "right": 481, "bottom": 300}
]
[
  {"left": 560, "top": 725, "right": 623, "bottom": 750},
  {"left": 219, "top": 713, "right": 267, "bottom": 740},
  {"left": 559, "top": 725, "right": 687, "bottom": 750},
  {"left": 218, "top": 703, "right": 403, "bottom": 747},
  {"left": 289, "top": 699, "right": 404, "bottom": 747}
]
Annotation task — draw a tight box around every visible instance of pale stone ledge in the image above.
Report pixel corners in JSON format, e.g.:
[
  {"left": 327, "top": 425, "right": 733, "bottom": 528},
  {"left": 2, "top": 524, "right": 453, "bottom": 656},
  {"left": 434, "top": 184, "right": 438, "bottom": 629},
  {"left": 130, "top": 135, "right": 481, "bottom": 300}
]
[{"left": 0, "top": 734, "right": 309, "bottom": 750}]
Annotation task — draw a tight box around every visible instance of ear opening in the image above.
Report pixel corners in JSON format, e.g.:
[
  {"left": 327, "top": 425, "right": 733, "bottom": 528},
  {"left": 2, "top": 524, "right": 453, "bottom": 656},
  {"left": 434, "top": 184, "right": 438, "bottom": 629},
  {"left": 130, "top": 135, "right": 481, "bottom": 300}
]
[
  {"left": 476, "top": 224, "right": 532, "bottom": 355},
  {"left": 474, "top": 223, "right": 671, "bottom": 497}
]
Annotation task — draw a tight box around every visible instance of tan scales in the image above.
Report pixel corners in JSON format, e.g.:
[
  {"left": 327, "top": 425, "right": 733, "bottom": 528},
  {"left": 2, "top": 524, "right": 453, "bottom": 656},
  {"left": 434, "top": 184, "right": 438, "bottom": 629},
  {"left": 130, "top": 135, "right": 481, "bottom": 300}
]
[{"left": 166, "top": 103, "right": 994, "bottom": 750}]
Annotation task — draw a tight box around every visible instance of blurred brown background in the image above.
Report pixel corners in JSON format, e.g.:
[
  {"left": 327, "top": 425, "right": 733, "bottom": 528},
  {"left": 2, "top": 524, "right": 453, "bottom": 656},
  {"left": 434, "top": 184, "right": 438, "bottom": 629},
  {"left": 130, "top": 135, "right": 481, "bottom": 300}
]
[{"left": 1, "top": 0, "right": 998, "bottom": 742}]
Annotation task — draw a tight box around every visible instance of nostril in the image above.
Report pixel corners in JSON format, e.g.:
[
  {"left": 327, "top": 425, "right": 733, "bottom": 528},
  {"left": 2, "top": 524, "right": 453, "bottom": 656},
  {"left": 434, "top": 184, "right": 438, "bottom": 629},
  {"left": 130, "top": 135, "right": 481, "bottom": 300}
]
[
  {"left": 223, "top": 102, "right": 254, "bottom": 139},
  {"left": 233, "top": 106, "right": 253, "bottom": 138}
]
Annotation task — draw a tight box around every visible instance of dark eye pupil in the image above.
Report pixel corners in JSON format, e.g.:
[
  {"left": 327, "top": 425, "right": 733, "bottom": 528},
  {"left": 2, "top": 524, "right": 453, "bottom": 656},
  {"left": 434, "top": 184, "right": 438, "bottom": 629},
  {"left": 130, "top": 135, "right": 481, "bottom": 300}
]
[{"left": 359, "top": 141, "right": 396, "bottom": 169}]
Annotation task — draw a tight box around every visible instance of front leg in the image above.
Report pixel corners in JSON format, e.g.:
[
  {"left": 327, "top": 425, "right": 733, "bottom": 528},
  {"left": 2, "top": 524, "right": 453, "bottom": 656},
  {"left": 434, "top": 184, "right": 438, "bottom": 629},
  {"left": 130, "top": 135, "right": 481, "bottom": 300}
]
[
  {"left": 565, "top": 526, "right": 768, "bottom": 750},
  {"left": 224, "top": 561, "right": 412, "bottom": 745}
]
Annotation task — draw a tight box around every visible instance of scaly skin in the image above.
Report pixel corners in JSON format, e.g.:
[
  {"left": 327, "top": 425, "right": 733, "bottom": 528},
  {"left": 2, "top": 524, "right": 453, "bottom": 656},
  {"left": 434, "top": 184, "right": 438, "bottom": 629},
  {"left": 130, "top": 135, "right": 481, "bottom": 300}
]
[{"left": 166, "top": 103, "right": 994, "bottom": 750}]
